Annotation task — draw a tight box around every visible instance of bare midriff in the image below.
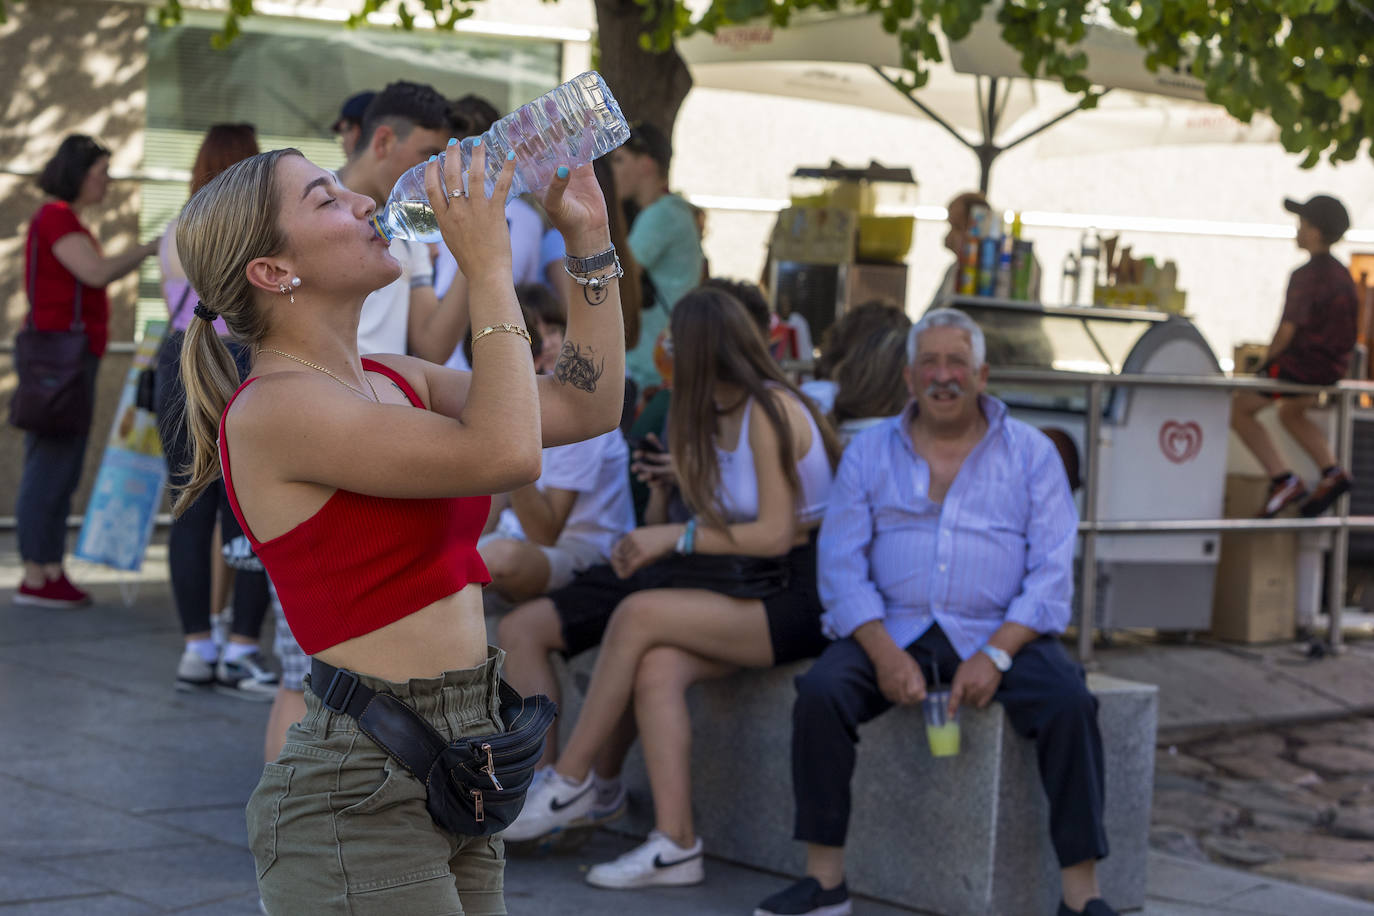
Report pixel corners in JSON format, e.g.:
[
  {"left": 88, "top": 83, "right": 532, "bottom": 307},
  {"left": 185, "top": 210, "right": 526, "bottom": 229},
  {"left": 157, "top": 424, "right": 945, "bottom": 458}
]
[{"left": 313, "top": 582, "right": 490, "bottom": 682}]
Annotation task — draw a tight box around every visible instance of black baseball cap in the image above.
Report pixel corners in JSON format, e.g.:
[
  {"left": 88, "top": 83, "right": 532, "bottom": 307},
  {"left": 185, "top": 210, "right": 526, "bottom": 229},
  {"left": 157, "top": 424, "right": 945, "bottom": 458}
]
[
  {"left": 332, "top": 91, "right": 376, "bottom": 132},
  {"left": 1284, "top": 194, "right": 1351, "bottom": 243},
  {"left": 624, "top": 122, "right": 672, "bottom": 172}
]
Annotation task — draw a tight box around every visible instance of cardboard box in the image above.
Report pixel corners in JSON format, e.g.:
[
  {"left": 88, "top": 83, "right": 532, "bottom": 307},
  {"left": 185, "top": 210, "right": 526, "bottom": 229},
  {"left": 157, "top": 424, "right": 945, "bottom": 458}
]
[{"left": 1211, "top": 475, "right": 1296, "bottom": 643}]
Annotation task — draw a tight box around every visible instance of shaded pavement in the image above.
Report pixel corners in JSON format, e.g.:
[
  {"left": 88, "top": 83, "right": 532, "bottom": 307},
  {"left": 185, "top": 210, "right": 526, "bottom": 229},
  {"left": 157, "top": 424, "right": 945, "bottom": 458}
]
[{"left": 3, "top": 539, "right": 1374, "bottom": 914}]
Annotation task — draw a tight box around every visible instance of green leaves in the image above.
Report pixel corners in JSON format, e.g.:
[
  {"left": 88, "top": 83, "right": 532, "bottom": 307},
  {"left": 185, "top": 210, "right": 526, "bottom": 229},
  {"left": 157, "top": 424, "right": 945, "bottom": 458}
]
[{"left": 134, "top": 0, "right": 1373, "bottom": 168}]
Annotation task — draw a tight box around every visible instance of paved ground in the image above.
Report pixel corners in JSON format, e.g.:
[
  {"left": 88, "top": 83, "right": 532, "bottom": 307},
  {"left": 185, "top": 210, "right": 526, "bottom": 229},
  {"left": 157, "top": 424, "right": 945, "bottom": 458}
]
[{"left": 5, "top": 539, "right": 1374, "bottom": 914}]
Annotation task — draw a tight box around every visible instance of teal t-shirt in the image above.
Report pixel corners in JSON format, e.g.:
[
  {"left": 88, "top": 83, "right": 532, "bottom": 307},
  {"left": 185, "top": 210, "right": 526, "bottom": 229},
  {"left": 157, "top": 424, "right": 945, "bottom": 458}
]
[{"left": 626, "top": 193, "right": 703, "bottom": 388}]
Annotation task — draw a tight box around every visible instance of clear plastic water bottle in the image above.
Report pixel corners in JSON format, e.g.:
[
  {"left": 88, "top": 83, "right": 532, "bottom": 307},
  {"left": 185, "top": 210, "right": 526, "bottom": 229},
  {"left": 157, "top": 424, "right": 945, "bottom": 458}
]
[{"left": 370, "top": 71, "right": 630, "bottom": 243}]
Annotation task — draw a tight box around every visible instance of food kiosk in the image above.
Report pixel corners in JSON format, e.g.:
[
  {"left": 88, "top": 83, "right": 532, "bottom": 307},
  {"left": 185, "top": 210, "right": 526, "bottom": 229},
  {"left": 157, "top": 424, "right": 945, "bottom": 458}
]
[{"left": 943, "top": 295, "right": 1231, "bottom": 632}]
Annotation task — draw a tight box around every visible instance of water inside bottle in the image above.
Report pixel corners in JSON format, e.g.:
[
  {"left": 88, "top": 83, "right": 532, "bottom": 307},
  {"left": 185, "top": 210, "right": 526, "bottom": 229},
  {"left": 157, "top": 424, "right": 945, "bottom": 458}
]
[{"left": 391, "top": 199, "right": 440, "bottom": 239}]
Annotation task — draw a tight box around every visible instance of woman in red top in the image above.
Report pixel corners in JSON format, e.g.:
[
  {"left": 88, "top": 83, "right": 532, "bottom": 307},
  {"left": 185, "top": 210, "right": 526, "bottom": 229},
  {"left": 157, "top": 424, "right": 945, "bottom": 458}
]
[
  {"left": 174, "top": 142, "right": 623, "bottom": 914},
  {"left": 14, "top": 135, "right": 159, "bottom": 609}
]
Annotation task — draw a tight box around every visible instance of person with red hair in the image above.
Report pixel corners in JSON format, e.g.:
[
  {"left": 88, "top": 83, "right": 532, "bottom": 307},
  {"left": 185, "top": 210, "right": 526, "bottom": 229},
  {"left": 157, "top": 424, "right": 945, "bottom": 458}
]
[{"left": 155, "top": 123, "right": 279, "bottom": 699}]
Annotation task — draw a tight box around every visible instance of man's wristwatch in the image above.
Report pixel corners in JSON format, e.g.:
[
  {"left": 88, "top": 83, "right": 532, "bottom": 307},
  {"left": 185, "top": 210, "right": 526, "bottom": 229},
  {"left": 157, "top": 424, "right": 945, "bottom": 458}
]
[{"left": 979, "top": 644, "right": 1013, "bottom": 673}]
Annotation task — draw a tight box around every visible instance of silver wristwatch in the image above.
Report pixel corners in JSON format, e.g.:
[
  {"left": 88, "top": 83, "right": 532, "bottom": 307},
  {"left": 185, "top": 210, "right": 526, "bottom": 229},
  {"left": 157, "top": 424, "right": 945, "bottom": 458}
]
[
  {"left": 979, "top": 645, "right": 1012, "bottom": 672},
  {"left": 564, "top": 246, "right": 617, "bottom": 275}
]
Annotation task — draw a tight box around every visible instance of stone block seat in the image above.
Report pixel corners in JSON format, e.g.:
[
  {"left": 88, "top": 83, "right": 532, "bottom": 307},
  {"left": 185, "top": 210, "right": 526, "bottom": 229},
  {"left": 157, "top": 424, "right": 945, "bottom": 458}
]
[{"left": 553, "top": 652, "right": 1157, "bottom": 916}]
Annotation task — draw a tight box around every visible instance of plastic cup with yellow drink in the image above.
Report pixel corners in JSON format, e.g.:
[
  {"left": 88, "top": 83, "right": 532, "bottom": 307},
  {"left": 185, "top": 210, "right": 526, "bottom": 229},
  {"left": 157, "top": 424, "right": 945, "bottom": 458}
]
[{"left": 923, "top": 689, "right": 960, "bottom": 758}]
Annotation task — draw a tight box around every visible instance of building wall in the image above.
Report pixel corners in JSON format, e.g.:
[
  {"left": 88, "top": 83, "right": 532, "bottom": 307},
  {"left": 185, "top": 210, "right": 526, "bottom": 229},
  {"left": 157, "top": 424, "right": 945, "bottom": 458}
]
[{"left": 1, "top": 0, "right": 149, "bottom": 527}]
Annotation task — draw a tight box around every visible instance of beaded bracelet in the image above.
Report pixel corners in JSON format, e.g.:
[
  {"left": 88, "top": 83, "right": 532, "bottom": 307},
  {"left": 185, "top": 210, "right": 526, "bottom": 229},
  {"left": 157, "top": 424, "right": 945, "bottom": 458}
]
[{"left": 472, "top": 323, "right": 533, "bottom": 345}]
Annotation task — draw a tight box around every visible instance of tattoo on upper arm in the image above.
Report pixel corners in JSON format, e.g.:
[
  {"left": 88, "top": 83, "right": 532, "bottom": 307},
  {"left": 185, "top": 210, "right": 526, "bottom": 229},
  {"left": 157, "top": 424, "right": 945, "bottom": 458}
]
[{"left": 553, "top": 340, "right": 605, "bottom": 393}]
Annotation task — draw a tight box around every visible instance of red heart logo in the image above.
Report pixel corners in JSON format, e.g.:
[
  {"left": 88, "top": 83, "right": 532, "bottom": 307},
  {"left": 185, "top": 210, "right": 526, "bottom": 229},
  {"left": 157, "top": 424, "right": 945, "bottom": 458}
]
[{"left": 1159, "top": 420, "right": 1203, "bottom": 464}]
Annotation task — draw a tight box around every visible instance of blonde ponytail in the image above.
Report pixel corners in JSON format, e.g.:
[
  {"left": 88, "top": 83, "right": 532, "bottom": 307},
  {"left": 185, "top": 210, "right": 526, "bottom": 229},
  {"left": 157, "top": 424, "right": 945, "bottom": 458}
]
[
  {"left": 169, "top": 148, "right": 298, "bottom": 515},
  {"left": 172, "top": 317, "right": 240, "bottom": 514}
]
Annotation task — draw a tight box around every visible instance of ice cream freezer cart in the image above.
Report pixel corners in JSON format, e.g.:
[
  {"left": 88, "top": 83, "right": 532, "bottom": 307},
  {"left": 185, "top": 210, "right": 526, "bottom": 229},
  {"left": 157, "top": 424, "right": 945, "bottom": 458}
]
[{"left": 942, "top": 296, "right": 1231, "bottom": 632}]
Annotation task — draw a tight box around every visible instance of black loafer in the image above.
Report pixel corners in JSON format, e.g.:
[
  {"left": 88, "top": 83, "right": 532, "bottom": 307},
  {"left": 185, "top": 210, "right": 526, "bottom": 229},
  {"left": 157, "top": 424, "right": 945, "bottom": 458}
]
[{"left": 1058, "top": 900, "right": 1118, "bottom": 916}]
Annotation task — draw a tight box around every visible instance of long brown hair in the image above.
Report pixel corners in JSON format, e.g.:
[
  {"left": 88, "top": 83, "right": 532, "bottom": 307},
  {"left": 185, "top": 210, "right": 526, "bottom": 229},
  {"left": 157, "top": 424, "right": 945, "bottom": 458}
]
[
  {"left": 172, "top": 149, "right": 300, "bottom": 515},
  {"left": 667, "top": 287, "right": 842, "bottom": 532},
  {"left": 832, "top": 328, "right": 910, "bottom": 424},
  {"left": 595, "top": 157, "right": 642, "bottom": 349},
  {"left": 191, "top": 124, "right": 260, "bottom": 195}
]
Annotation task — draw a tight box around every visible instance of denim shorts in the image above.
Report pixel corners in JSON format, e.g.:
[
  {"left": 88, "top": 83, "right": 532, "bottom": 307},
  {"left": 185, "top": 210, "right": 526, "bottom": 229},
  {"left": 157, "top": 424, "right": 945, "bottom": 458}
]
[{"left": 248, "top": 647, "right": 508, "bottom": 915}]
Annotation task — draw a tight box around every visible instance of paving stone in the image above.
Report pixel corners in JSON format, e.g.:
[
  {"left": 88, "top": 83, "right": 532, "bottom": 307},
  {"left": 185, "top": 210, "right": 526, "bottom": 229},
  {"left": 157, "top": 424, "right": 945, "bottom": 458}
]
[
  {"left": 1255, "top": 858, "right": 1374, "bottom": 901},
  {"left": 1236, "top": 828, "right": 1374, "bottom": 862},
  {"left": 1190, "top": 731, "right": 1287, "bottom": 760},
  {"left": 1149, "top": 826, "right": 1208, "bottom": 862},
  {"left": 35, "top": 840, "right": 262, "bottom": 911},
  {"left": 1295, "top": 743, "right": 1374, "bottom": 776},
  {"left": 1311, "top": 777, "right": 1374, "bottom": 804},
  {"left": 1152, "top": 789, "right": 1244, "bottom": 833},
  {"left": 1286, "top": 719, "right": 1374, "bottom": 752},
  {"left": 1206, "top": 778, "right": 1337, "bottom": 826},
  {"left": 1156, "top": 748, "right": 1218, "bottom": 778},
  {"left": 1199, "top": 832, "right": 1283, "bottom": 866},
  {"left": 1333, "top": 807, "right": 1374, "bottom": 841},
  {"left": 1209, "top": 752, "right": 1321, "bottom": 785}
]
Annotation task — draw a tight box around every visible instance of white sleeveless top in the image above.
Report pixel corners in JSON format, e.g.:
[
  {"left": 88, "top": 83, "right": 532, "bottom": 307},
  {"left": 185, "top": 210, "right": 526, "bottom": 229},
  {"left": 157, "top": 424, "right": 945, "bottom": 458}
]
[{"left": 714, "top": 389, "right": 833, "bottom": 525}]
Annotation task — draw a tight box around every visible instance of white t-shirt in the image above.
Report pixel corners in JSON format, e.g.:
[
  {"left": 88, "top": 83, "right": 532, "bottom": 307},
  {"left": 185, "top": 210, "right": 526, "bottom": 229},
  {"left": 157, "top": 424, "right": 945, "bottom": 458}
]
[
  {"left": 433, "top": 198, "right": 545, "bottom": 299},
  {"left": 357, "top": 238, "right": 432, "bottom": 356},
  {"left": 496, "top": 430, "right": 634, "bottom": 560}
]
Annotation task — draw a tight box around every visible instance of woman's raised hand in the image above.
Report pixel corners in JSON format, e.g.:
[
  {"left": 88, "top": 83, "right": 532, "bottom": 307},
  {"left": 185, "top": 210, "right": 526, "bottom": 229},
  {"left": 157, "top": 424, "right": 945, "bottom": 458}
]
[
  {"left": 423, "top": 140, "right": 515, "bottom": 282},
  {"left": 540, "top": 163, "right": 609, "bottom": 249}
]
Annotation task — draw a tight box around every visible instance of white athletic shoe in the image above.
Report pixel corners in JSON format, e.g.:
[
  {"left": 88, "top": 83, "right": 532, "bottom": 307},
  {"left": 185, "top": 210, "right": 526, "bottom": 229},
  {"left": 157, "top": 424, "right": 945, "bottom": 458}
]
[
  {"left": 585, "top": 830, "right": 705, "bottom": 889},
  {"left": 589, "top": 775, "right": 627, "bottom": 823},
  {"left": 502, "top": 770, "right": 596, "bottom": 842}
]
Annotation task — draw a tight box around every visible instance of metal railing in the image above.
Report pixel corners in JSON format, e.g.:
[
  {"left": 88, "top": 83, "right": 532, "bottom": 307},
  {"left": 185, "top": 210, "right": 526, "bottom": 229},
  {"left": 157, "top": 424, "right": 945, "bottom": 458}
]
[{"left": 989, "top": 368, "right": 1374, "bottom": 664}]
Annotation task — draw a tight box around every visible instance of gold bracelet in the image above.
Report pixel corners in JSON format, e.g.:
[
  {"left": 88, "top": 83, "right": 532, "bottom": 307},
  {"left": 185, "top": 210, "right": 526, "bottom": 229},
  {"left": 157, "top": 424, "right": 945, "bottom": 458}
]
[{"left": 472, "top": 323, "right": 533, "bottom": 345}]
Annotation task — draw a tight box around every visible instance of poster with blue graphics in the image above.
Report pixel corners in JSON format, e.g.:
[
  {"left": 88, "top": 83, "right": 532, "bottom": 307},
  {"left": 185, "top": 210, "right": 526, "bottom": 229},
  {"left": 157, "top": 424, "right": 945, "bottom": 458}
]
[{"left": 76, "top": 321, "right": 169, "bottom": 571}]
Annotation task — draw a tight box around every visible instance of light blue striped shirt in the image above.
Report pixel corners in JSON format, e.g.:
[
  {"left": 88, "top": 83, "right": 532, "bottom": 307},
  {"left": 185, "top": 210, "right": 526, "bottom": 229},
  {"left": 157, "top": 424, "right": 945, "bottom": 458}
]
[{"left": 817, "top": 395, "right": 1077, "bottom": 660}]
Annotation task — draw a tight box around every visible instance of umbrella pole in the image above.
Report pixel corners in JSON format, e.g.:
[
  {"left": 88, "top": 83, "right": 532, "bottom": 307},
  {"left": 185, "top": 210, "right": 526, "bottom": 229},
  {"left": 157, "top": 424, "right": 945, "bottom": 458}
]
[{"left": 872, "top": 65, "right": 1003, "bottom": 195}]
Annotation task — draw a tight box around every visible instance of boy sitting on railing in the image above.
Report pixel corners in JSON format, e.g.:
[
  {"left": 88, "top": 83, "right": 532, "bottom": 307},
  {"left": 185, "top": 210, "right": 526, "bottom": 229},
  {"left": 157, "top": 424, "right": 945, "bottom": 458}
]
[{"left": 1231, "top": 194, "right": 1359, "bottom": 518}]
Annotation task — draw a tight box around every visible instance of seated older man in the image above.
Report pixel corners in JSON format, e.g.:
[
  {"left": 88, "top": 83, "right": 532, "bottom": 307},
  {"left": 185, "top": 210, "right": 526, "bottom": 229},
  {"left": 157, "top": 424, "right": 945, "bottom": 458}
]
[{"left": 756, "top": 309, "right": 1114, "bottom": 916}]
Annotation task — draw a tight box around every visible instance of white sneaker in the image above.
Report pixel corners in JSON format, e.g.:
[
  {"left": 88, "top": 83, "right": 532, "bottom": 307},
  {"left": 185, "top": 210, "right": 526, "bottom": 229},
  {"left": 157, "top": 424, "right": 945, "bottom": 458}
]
[
  {"left": 589, "top": 775, "right": 627, "bottom": 823},
  {"left": 502, "top": 770, "right": 596, "bottom": 841},
  {"left": 175, "top": 648, "right": 216, "bottom": 691},
  {"left": 585, "top": 830, "right": 705, "bottom": 889}
]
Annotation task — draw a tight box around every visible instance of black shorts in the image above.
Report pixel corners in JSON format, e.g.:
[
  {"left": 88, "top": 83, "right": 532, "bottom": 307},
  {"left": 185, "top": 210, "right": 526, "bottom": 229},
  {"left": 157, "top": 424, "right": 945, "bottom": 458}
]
[
  {"left": 548, "top": 536, "right": 828, "bottom": 666},
  {"left": 1266, "top": 363, "right": 1333, "bottom": 399}
]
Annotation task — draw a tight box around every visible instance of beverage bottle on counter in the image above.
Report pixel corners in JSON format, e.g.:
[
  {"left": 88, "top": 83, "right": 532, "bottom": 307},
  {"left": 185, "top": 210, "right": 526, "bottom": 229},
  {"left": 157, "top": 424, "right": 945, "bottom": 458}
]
[
  {"left": 958, "top": 237, "right": 980, "bottom": 295},
  {"left": 370, "top": 71, "right": 629, "bottom": 243},
  {"left": 1078, "top": 226, "right": 1101, "bottom": 305},
  {"left": 994, "top": 239, "right": 1013, "bottom": 299},
  {"left": 977, "top": 234, "right": 1000, "bottom": 297},
  {"left": 1061, "top": 251, "right": 1080, "bottom": 305},
  {"left": 1011, "top": 239, "right": 1034, "bottom": 300}
]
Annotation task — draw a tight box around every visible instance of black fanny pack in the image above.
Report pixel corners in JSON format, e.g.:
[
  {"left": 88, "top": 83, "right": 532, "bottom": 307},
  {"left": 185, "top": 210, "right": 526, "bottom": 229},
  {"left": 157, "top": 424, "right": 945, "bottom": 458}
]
[{"left": 310, "top": 657, "right": 557, "bottom": 836}]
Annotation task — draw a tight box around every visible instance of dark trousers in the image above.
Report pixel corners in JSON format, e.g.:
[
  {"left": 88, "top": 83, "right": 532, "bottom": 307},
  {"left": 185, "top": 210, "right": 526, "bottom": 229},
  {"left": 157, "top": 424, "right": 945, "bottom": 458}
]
[
  {"left": 16, "top": 353, "right": 99, "bottom": 564},
  {"left": 156, "top": 332, "right": 268, "bottom": 639},
  {"left": 791, "top": 625, "right": 1109, "bottom": 868}
]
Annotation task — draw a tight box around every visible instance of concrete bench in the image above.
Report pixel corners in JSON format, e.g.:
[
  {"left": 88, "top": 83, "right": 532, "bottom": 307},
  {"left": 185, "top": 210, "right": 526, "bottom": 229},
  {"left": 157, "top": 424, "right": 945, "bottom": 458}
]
[{"left": 553, "top": 653, "right": 1157, "bottom": 916}]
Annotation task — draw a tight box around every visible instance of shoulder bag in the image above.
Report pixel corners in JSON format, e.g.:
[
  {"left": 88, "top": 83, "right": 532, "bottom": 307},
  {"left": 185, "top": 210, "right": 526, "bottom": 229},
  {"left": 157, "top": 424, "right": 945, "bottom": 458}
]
[{"left": 8, "top": 224, "right": 93, "bottom": 437}]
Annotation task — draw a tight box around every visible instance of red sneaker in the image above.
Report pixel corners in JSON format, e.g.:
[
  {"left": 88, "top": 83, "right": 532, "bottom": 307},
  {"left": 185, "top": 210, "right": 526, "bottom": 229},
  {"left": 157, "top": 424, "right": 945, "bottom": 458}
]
[{"left": 14, "top": 573, "right": 92, "bottom": 608}]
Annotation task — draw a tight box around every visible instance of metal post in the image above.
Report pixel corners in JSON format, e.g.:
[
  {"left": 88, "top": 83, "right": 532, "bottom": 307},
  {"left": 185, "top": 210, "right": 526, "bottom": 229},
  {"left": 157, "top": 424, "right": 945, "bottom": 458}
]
[
  {"left": 1327, "top": 389, "right": 1353, "bottom": 650},
  {"left": 1078, "top": 380, "right": 1103, "bottom": 666}
]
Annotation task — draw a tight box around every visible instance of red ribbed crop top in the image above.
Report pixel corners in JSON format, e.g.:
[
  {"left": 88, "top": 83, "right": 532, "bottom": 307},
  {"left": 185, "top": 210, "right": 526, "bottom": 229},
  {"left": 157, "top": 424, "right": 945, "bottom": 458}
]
[{"left": 218, "top": 358, "right": 491, "bottom": 654}]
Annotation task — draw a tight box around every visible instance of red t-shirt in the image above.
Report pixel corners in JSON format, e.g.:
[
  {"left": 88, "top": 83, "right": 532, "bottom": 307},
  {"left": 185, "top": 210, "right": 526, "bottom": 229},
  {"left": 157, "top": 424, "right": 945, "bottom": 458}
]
[{"left": 23, "top": 202, "right": 110, "bottom": 356}]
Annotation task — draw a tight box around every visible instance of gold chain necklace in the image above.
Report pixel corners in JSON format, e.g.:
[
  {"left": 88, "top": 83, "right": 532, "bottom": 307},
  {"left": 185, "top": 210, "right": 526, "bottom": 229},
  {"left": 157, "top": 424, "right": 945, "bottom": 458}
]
[{"left": 258, "top": 347, "right": 380, "bottom": 402}]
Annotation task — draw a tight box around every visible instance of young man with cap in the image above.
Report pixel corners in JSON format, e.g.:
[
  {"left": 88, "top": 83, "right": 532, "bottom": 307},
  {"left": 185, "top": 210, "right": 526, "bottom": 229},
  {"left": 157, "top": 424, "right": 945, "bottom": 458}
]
[
  {"left": 331, "top": 90, "right": 375, "bottom": 160},
  {"left": 610, "top": 121, "right": 704, "bottom": 389},
  {"left": 1231, "top": 194, "right": 1359, "bottom": 518}
]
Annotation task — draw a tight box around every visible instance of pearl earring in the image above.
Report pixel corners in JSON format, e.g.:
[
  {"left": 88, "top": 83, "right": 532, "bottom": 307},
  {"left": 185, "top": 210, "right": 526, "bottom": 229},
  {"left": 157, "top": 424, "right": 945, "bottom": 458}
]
[{"left": 291, "top": 277, "right": 302, "bottom": 288}]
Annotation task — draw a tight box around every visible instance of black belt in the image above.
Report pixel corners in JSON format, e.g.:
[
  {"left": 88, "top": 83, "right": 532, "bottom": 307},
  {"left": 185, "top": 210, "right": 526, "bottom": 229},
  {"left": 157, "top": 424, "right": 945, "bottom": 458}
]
[{"left": 309, "top": 656, "right": 376, "bottom": 719}]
